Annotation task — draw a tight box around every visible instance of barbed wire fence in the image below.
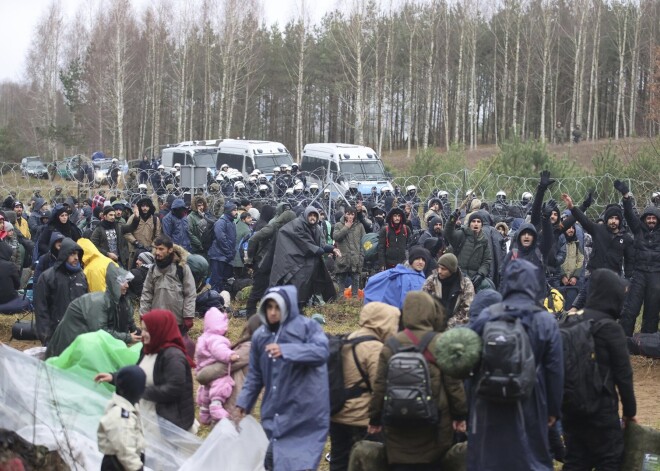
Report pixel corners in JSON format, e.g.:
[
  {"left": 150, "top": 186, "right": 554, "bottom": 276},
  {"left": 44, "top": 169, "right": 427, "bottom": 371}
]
[{"left": 1, "top": 162, "right": 657, "bottom": 215}]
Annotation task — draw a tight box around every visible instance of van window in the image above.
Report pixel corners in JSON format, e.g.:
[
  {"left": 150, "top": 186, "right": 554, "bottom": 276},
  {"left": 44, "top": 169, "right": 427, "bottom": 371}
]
[
  {"left": 193, "top": 150, "right": 216, "bottom": 168},
  {"left": 173, "top": 152, "right": 192, "bottom": 166},
  {"left": 339, "top": 160, "right": 386, "bottom": 180},
  {"left": 245, "top": 158, "right": 254, "bottom": 173},
  {"left": 254, "top": 154, "right": 293, "bottom": 173},
  {"left": 301, "top": 156, "right": 328, "bottom": 180},
  {"left": 217, "top": 153, "right": 244, "bottom": 171}
]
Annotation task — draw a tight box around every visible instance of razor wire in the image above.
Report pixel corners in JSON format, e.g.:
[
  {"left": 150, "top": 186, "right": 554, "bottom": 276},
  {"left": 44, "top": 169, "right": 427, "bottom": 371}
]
[{"left": 0, "top": 162, "right": 657, "bottom": 215}]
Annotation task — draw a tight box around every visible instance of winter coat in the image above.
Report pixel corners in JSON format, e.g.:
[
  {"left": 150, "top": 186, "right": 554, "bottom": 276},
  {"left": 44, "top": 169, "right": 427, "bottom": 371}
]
[
  {"left": 480, "top": 213, "right": 507, "bottom": 286},
  {"left": 91, "top": 220, "right": 131, "bottom": 268},
  {"left": 332, "top": 302, "right": 400, "bottom": 427},
  {"left": 161, "top": 201, "right": 192, "bottom": 252},
  {"left": 236, "top": 285, "right": 330, "bottom": 471},
  {"left": 502, "top": 222, "right": 550, "bottom": 298},
  {"left": 269, "top": 207, "right": 336, "bottom": 304},
  {"left": 0, "top": 240, "right": 19, "bottom": 304},
  {"left": 369, "top": 291, "right": 467, "bottom": 465},
  {"left": 138, "top": 346, "right": 195, "bottom": 431},
  {"left": 363, "top": 264, "right": 426, "bottom": 311},
  {"left": 623, "top": 200, "right": 660, "bottom": 273},
  {"left": 246, "top": 210, "right": 296, "bottom": 271},
  {"left": 560, "top": 233, "right": 584, "bottom": 279},
  {"left": 37, "top": 205, "right": 82, "bottom": 258},
  {"left": 467, "top": 259, "right": 564, "bottom": 471},
  {"left": 232, "top": 220, "right": 251, "bottom": 267},
  {"left": 334, "top": 216, "right": 366, "bottom": 273},
  {"left": 567, "top": 269, "right": 636, "bottom": 424},
  {"left": 188, "top": 208, "right": 210, "bottom": 255},
  {"left": 46, "top": 264, "right": 136, "bottom": 358},
  {"left": 195, "top": 308, "right": 235, "bottom": 405},
  {"left": 208, "top": 212, "right": 236, "bottom": 263},
  {"left": 78, "top": 238, "right": 116, "bottom": 293},
  {"left": 34, "top": 232, "right": 65, "bottom": 283},
  {"left": 97, "top": 393, "right": 145, "bottom": 471},
  {"left": 34, "top": 238, "right": 88, "bottom": 343},
  {"left": 445, "top": 218, "right": 492, "bottom": 279},
  {"left": 377, "top": 208, "right": 409, "bottom": 269},
  {"left": 570, "top": 205, "right": 634, "bottom": 277},
  {"left": 422, "top": 268, "right": 475, "bottom": 328},
  {"left": 139, "top": 245, "right": 196, "bottom": 326},
  {"left": 28, "top": 198, "right": 48, "bottom": 239},
  {"left": 124, "top": 199, "right": 161, "bottom": 267}
]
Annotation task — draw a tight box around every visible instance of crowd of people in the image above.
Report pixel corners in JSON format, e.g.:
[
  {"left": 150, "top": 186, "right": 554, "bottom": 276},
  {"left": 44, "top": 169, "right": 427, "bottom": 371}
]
[{"left": 1, "top": 163, "right": 659, "bottom": 471}]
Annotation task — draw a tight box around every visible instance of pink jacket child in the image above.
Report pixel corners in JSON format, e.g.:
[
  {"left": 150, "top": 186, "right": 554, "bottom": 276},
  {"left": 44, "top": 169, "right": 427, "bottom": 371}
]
[{"left": 195, "top": 307, "right": 239, "bottom": 423}]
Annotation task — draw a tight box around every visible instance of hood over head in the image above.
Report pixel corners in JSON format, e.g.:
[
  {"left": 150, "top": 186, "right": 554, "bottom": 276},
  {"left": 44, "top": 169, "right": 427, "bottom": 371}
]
[
  {"left": 357, "top": 302, "right": 400, "bottom": 342},
  {"left": 115, "top": 365, "right": 146, "bottom": 405},
  {"left": 49, "top": 231, "right": 65, "bottom": 254},
  {"left": 50, "top": 204, "right": 68, "bottom": 224},
  {"left": 401, "top": 291, "right": 444, "bottom": 333},
  {"left": 56, "top": 237, "right": 84, "bottom": 265},
  {"left": 259, "top": 205, "right": 276, "bottom": 224},
  {"left": 0, "top": 239, "right": 12, "bottom": 261},
  {"left": 516, "top": 222, "right": 538, "bottom": 247},
  {"left": 187, "top": 254, "right": 209, "bottom": 287},
  {"left": 137, "top": 197, "right": 156, "bottom": 213},
  {"left": 77, "top": 237, "right": 107, "bottom": 266},
  {"left": 499, "top": 259, "right": 543, "bottom": 302},
  {"left": 203, "top": 307, "right": 229, "bottom": 335},
  {"left": 33, "top": 198, "right": 47, "bottom": 212},
  {"left": 584, "top": 268, "right": 628, "bottom": 318},
  {"left": 303, "top": 205, "right": 320, "bottom": 222},
  {"left": 272, "top": 209, "right": 297, "bottom": 229},
  {"left": 429, "top": 216, "right": 444, "bottom": 230},
  {"left": 469, "top": 289, "right": 503, "bottom": 321},
  {"left": 223, "top": 201, "right": 237, "bottom": 214},
  {"left": 603, "top": 205, "right": 623, "bottom": 225},
  {"left": 640, "top": 206, "right": 660, "bottom": 225},
  {"left": 105, "top": 263, "right": 130, "bottom": 305},
  {"left": 386, "top": 206, "right": 406, "bottom": 225},
  {"left": 258, "top": 285, "right": 299, "bottom": 327},
  {"left": 275, "top": 201, "right": 292, "bottom": 216}
]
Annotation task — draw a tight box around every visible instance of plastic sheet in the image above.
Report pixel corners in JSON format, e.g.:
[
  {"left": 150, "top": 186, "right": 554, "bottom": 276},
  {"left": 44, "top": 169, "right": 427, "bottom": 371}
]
[
  {"left": 180, "top": 417, "right": 268, "bottom": 471},
  {"left": 0, "top": 344, "right": 201, "bottom": 471}
]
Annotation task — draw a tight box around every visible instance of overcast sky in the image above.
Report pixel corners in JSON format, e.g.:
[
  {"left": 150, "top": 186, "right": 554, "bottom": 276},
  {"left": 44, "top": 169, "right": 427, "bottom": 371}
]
[{"left": 0, "top": 0, "right": 337, "bottom": 82}]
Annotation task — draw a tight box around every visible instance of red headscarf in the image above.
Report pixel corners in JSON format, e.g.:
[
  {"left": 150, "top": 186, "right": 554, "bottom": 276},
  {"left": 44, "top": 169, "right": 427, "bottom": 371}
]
[{"left": 142, "top": 310, "right": 195, "bottom": 367}]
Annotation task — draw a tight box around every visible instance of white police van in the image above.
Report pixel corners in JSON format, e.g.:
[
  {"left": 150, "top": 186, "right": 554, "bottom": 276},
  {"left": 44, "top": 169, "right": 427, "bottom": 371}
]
[
  {"left": 300, "top": 143, "right": 391, "bottom": 196},
  {"left": 216, "top": 139, "right": 294, "bottom": 177},
  {"left": 161, "top": 145, "right": 219, "bottom": 175}
]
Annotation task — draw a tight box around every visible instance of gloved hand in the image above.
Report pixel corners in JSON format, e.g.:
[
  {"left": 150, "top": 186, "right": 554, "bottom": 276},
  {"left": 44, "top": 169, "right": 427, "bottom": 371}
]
[
  {"left": 471, "top": 274, "right": 484, "bottom": 289},
  {"left": 539, "top": 170, "right": 556, "bottom": 189},
  {"left": 582, "top": 190, "right": 594, "bottom": 209},
  {"left": 542, "top": 202, "right": 554, "bottom": 220},
  {"left": 451, "top": 208, "right": 461, "bottom": 221},
  {"left": 613, "top": 179, "right": 629, "bottom": 195},
  {"left": 183, "top": 317, "right": 194, "bottom": 331}
]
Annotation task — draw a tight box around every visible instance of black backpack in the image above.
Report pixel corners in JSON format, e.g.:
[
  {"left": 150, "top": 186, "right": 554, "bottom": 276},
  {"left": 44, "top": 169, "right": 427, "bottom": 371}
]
[
  {"left": 327, "top": 334, "right": 378, "bottom": 416},
  {"left": 201, "top": 215, "right": 218, "bottom": 251},
  {"left": 407, "top": 229, "right": 425, "bottom": 248},
  {"left": 560, "top": 314, "right": 612, "bottom": 415},
  {"left": 382, "top": 329, "right": 438, "bottom": 427},
  {"left": 476, "top": 303, "right": 537, "bottom": 403}
]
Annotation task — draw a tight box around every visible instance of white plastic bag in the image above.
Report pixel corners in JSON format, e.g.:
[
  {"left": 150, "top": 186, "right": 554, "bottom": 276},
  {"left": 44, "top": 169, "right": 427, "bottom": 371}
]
[{"left": 180, "top": 416, "right": 268, "bottom": 471}]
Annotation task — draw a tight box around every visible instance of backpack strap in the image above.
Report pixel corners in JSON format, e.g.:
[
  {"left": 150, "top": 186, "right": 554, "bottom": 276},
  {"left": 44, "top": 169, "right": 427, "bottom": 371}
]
[
  {"left": 150, "top": 263, "right": 185, "bottom": 285},
  {"left": 347, "top": 335, "right": 378, "bottom": 393},
  {"left": 403, "top": 329, "right": 437, "bottom": 366}
]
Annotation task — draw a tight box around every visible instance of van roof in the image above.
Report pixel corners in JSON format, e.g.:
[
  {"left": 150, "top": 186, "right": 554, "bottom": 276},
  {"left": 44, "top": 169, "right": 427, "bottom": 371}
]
[
  {"left": 219, "top": 139, "right": 289, "bottom": 155},
  {"left": 163, "top": 145, "right": 218, "bottom": 154},
  {"left": 303, "top": 143, "right": 379, "bottom": 160}
]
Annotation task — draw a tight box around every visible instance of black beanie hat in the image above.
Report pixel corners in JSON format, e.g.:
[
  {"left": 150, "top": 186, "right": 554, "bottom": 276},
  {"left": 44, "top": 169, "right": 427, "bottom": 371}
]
[
  {"left": 115, "top": 365, "right": 146, "bottom": 405},
  {"left": 408, "top": 246, "right": 430, "bottom": 266}
]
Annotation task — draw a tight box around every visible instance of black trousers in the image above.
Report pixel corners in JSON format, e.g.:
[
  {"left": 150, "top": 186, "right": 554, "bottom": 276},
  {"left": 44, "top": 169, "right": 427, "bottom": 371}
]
[
  {"left": 329, "top": 422, "right": 367, "bottom": 471},
  {"left": 620, "top": 271, "right": 660, "bottom": 336},
  {"left": 246, "top": 270, "right": 270, "bottom": 317},
  {"left": 563, "top": 413, "right": 623, "bottom": 471}
]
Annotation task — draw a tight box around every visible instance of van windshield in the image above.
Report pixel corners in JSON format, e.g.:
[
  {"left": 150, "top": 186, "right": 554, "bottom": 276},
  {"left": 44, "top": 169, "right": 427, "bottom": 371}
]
[
  {"left": 193, "top": 150, "right": 216, "bottom": 168},
  {"left": 254, "top": 154, "right": 294, "bottom": 173},
  {"left": 339, "top": 161, "right": 386, "bottom": 180}
]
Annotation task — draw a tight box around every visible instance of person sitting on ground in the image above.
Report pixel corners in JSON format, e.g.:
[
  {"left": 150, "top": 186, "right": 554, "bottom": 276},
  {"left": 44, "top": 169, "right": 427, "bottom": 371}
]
[
  {"left": 0, "top": 239, "right": 31, "bottom": 314},
  {"left": 423, "top": 253, "right": 475, "bottom": 328}
]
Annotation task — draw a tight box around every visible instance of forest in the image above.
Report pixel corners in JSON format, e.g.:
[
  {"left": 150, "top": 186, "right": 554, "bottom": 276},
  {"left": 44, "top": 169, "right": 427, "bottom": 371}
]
[{"left": 0, "top": 0, "right": 658, "bottom": 163}]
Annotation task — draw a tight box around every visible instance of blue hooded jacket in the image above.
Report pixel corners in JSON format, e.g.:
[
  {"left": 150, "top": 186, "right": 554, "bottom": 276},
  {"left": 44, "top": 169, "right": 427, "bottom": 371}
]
[
  {"left": 236, "top": 285, "right": 329, "bottom": 471},
  {"left": 208, "top": 202, "right": 237, "bottom": 262},
  {"left": 161, "top": 199, "right": 191, "bottom": 251},
  {"left": 467, "top": 259, "right": 563, "bottom": 471},
  {"left": 363, "top": 264, "right": 426, "bottom": 310}
]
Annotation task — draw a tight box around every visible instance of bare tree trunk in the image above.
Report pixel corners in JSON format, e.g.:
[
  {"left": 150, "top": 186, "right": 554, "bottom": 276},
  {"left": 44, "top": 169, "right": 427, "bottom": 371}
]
[
  {"left": 295, "top": 12, "right": 306, "bottom": 161},
  {"left": 586, "top": 0, "right": 601, "bottom": 141},
  {"left": 469, "top": 17, "right": 477, "bottom": 149},
  {"left": 454, "top": 16, "right": 465, "bottom": 144},
  {"left": 512, "top": 7, "right": 521, "bottom": 134},
  {"left": 614, "top": 6, "right": 628, "bottom": 140},
  {"left": 628, "top": 4, "right": 641, "bottom": 137},
  {"left": 422, "top": 8, "right": 435, "bottom": 151}
]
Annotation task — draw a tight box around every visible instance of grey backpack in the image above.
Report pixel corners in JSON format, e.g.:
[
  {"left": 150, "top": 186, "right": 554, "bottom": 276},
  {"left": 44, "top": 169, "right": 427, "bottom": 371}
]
[{"left": 476, "top": 303, "right": 537, "bottom": 403}]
